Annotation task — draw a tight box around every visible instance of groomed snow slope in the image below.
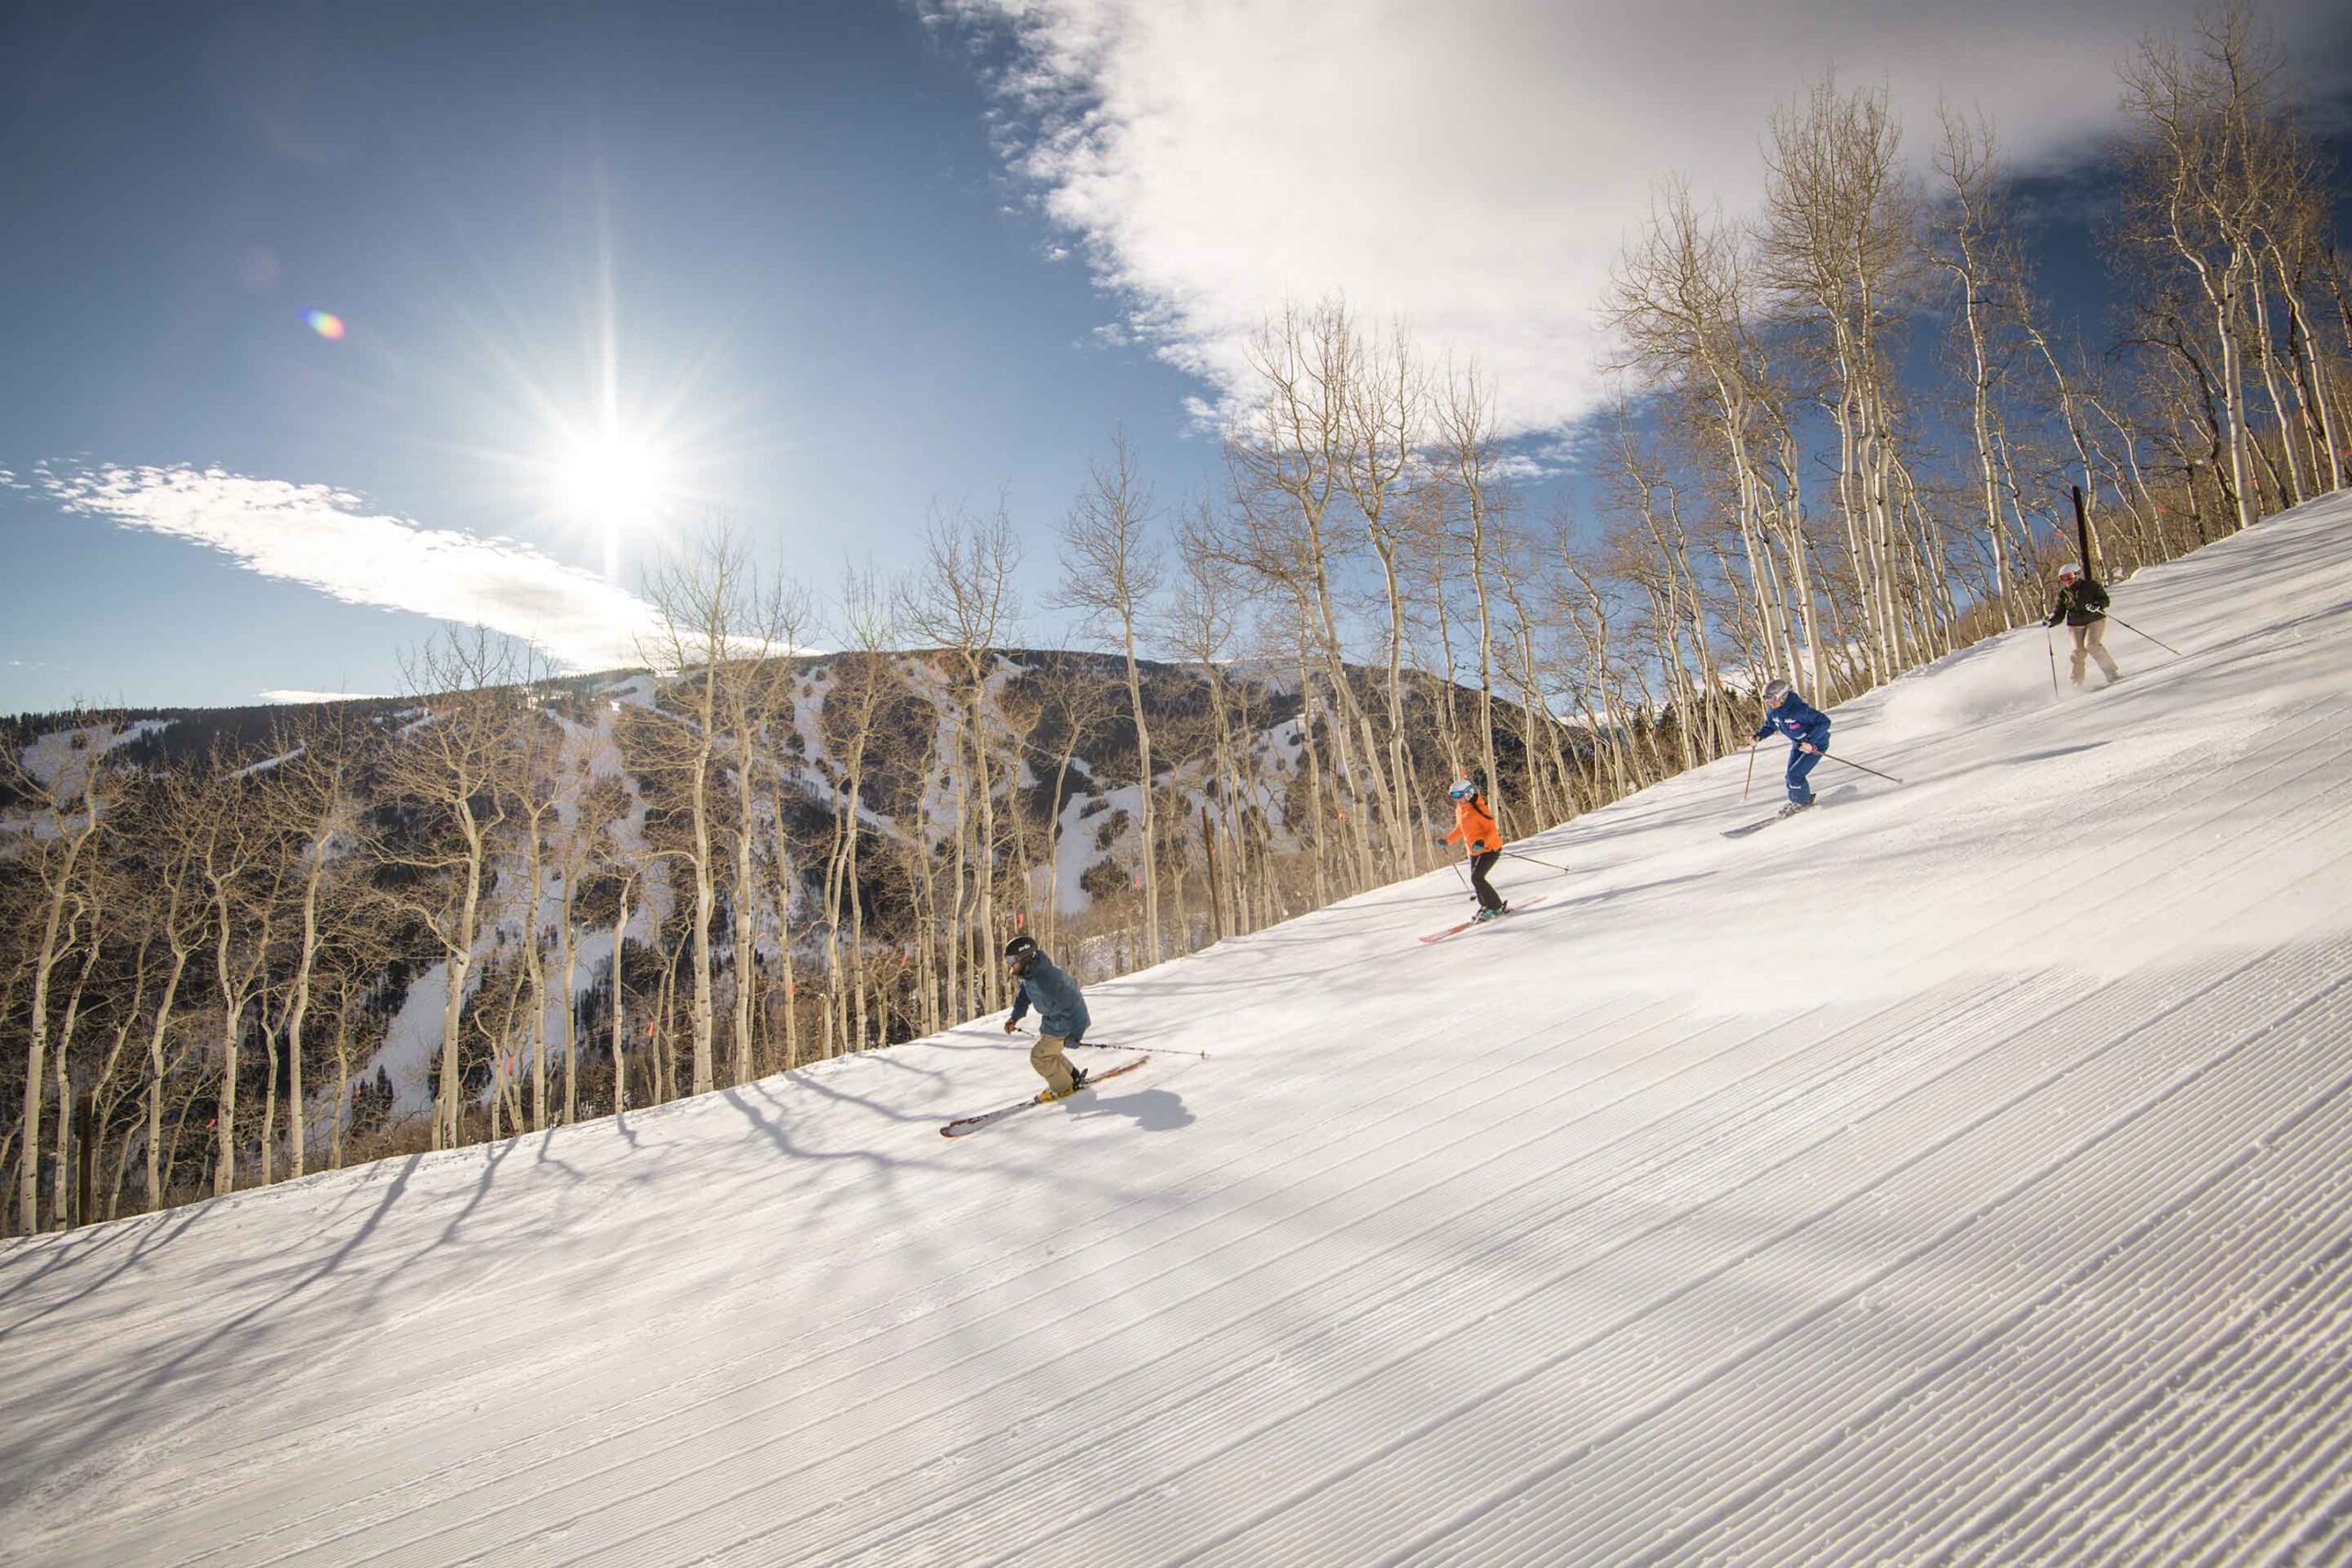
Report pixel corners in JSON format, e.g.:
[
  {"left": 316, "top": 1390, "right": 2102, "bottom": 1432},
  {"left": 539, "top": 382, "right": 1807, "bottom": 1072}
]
[{"left": 6, "top": 498, "right": 2352, "bottom": 1566}]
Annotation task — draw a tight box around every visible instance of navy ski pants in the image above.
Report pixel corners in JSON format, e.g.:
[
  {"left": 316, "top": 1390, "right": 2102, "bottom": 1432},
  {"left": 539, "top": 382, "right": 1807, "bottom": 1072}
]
[{"left": 1785, "top": 745, "right": 1823, "bottom": 805}]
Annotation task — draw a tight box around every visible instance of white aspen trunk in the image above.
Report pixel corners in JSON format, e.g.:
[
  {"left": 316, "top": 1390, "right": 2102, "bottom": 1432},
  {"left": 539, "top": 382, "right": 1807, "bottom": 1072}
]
[
  {"left": 1291, "top": 633, "right": 1333, "bottom": 908},
  {"left": 971, "top": 674, "right": 1004, "bottom": 1005},
  {"left": 687, "top": 692, "right": 718, "bottom": 1096},
  {"left": 611, "top": 884, "right": 633, "bottom": 1112},
  {"left": 731, "top": 748, "right": 759, "bottom": 1084},
  {"left": 330, "top": 1006, "right": 350, "bottom": 1170},
  {"left": 559, "top": 879, "right": 578, "bottom": 1123},
  {"left": 143, "top": 942, "right": 189, "bottom": 1211},
  {"left": 2246, "top": 269, "right": 2305, "bottom": 504},
  {"left": 17, "top": 891, "right": 76, "bottom": 1231},
  {"left": 435, "top": 813, "right": 487, "bottom": 1153},
  {"left": 2278, "top": 267, "right": 2344, "bottom": 491},
  {"left": 772, "top": 826, "right": 800, "bottom": 1071},
  {"left": 521, "top": 821, "right": 547, "bottom": 1131},
  {"left": 1119, "top": 628, "right": 1160, "bottom": 965},
  {"left": 280, "top": 781, "right": 330, "bottom": 1177}
]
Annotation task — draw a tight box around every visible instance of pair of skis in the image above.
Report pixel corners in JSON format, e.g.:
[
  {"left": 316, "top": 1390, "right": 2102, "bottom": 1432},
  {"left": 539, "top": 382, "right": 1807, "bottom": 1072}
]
[
  {"left": 1419, "top": 894, "right": 1551, "bottom": 945},
  {"left": 1722, "top": 784, "right": 1856, "bottom": 838},
  {"left": 939, "top": 1054, "right": 1149, "bottom": 1138}
]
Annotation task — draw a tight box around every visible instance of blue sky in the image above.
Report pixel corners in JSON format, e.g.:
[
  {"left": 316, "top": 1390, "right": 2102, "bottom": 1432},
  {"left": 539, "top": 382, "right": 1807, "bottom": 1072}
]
[{"left": 4, "top": 1, "right": 2348, "bottom": 712}]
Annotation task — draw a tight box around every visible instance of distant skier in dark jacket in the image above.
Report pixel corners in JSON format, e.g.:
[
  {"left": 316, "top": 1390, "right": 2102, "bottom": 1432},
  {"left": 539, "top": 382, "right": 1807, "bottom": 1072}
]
[
  {"left": 1753, "top": 678, "right": 1830, "bottom": 816},
  {"left": 1002, "top": 934, "right": 1091, "bottom": 1101},
  {"left": 2044, "top": 563, "right": 2120, "bottom": 687},
  {"left": 1441, "top": 774, "right": 1509, "bottom": 919}
]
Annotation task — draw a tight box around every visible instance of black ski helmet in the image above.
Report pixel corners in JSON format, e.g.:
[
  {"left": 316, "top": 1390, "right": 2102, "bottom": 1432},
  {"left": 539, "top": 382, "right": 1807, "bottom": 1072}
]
[{"left": 1002, "top": 933, "right": 1039, "bottom": 971}]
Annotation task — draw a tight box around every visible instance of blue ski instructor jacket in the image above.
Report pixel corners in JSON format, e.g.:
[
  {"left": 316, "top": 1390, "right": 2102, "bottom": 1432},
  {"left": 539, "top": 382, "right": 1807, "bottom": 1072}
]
[
  {"left": 1009, "top": 954, "right": 1091, "bottom": 1041},
  {"left": 1754, "top": 692, "right": 1831, "bottom": 750}
]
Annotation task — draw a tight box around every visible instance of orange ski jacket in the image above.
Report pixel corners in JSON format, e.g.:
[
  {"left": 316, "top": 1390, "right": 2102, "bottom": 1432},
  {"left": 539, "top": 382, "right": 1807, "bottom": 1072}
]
[{"left": 1445, "top": 795, "right": 1504, "bottom": 856}]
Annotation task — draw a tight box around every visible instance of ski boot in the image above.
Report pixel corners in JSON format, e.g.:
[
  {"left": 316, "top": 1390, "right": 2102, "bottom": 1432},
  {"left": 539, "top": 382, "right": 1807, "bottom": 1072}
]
[
  {"left": 1037, "top": 1066, "right": 1090, "bottom": 1104},
  {"left": 1471, "top": 904, "right": 1509, "bottom": 923},
  {"left": 1777, "top": 799, "right": 1814, "bottom": 819}
]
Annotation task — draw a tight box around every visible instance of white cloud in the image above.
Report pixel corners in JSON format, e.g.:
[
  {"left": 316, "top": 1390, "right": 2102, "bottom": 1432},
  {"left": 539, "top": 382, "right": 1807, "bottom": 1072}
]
[
  {"left": 936, "top": 0, "right": 2351, "bottom": 435},
  {"left": 36, "top": 464, "right": 660, "bottom": 670}
]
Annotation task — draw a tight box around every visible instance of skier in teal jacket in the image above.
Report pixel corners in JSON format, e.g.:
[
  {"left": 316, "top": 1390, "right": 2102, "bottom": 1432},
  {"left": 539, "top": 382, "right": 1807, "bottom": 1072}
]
[{"left": 1002, "top": 935, "right": 1091, "bottom": 1100}]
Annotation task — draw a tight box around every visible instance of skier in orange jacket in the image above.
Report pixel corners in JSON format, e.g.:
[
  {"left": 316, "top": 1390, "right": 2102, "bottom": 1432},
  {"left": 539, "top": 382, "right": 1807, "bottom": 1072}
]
[{"left": 1442, "top": 774, "right": 1509, "bottom": 921}]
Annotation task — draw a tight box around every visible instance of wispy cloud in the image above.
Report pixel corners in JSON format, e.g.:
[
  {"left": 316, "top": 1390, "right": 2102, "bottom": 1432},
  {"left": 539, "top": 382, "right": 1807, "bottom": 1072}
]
[
  {"left": 933, "top": 0, "right": 2352, "bottom": 435},
  {"left": 33, "top": 464, "right": 660, "bottom": 670}
]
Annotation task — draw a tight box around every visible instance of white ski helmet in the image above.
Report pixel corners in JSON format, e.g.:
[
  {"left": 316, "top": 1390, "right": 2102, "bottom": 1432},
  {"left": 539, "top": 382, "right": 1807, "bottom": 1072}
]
[{"left": 2058, "top": 562, "right": 2084, "bottom": 582}]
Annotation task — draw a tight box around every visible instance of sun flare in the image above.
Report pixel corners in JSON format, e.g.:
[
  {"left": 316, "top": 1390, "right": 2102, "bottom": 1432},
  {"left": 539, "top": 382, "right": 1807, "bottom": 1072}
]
[{"left": 554, "top": 429, "right": 671, "bottom": 528}]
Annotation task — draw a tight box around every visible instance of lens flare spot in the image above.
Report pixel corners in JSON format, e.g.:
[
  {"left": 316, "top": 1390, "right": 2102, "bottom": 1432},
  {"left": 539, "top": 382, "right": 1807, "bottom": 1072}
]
[{"left": 304, "top": 310, "right": 346, "bottom": 341}]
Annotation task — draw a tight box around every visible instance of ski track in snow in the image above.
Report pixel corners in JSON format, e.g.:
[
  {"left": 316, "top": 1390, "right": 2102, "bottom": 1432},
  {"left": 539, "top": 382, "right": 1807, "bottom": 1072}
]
[{"left": 6, "top": 500, "right": 2352, "bottom": 1564}]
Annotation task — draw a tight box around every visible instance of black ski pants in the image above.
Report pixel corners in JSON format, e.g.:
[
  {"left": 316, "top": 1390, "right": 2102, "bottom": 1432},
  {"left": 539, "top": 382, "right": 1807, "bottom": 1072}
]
[{"left": 1468, "top": 851, "right": 1503, "bottom": 911}]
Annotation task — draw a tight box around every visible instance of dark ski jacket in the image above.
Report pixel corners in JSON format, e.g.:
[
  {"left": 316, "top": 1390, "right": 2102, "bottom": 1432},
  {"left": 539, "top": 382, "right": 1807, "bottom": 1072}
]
[
  {"left": 2043, "top": 578, "right": 2111, "bottom": 628},
  {"left": 1754, "top": 692, "right": 1831, "bottom": 750},
  {"left": 1008, "top": 953, "right": 1091, "bottom": 1041}
]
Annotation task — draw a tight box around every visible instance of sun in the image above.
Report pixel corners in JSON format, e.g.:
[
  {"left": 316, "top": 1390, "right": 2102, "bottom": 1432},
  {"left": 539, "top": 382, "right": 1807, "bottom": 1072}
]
[{"left": 555, "top": 428, "right": 671, "bottom": 529}]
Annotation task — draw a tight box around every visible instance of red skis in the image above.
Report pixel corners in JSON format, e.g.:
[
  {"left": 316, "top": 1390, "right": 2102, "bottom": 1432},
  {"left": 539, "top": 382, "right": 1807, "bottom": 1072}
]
[
  {"left": 939, "top": 1055, "right": 1149, "bottom": 1138},
  {"left": 1419, "top": 895, "right": 1549, "bottom": 945}
]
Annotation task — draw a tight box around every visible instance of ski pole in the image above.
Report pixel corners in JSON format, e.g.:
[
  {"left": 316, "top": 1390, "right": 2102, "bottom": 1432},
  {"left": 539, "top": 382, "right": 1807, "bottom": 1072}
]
[
  {"left": 1073, "top": 1039, "right": 1209, "bottom": 1059},
  {"left": 2105, "top": 614, "right": 2181, "bottom": 656},
  {"left": 1742, "top": 739, "right": 1758, "bottom": 801},
  {"left": 2045, "top": 628, "right": 2061, "bottom": 700},
  {"left": 1449, "top": 859, "right": 1472, "bottom": 896},
  {"left": 1819, "top": 750, "right": 1904, "bottom": 784},
  {"left": 1503, "top": 850, "right": 1571, "bottom": 874}
]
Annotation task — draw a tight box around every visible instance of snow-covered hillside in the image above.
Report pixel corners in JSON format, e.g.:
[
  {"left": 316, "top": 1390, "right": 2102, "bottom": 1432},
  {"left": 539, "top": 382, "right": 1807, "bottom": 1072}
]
[{"left": 5, "top": 496, "right": 2351, "bottom": 1565}]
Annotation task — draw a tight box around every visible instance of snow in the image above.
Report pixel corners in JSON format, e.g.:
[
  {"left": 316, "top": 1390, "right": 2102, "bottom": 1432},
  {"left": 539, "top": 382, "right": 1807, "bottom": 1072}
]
[{"left": 6, "top": 496, "right": 2352, "bottom": 1564}]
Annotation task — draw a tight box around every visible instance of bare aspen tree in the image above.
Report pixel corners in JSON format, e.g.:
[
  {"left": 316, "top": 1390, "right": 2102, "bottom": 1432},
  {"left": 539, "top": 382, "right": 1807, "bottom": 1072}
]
[
  {"left": 125, "top": 769, "right": 205, "bottom": 1211},
  {"left": 6, "top": 731, "right": 116, "bottom": 1231},
  {"left": 191, "top": 751, "right": 286, "bottom": 1195},
  {"left": 265, "top": 715, "right": 356, "bottom": 1178},
  {"left": 2122, "top": 5, "right": 2283, "bottom": 533},
  {"left": 1929, "top": 106, "right": 2030, "bottom": 626},
  {"left": 1026, "top": 650, "right": 1115, "bottom": 955},
  {"left": 903, "top": 505, "right": 1022, "bottom": 1013},
  {"left": 639, "top": 528, "right": 759, "bottom": 1096},
  {"left": 1227, "top": 298, "right": 1389, "bottom": 891},
  {"left": 373, "top": 630, "right": 524, "bottom": 1152},
  {"left": 1057, "top": 436, "right": 1165, "bottom": 964},
  {"left": 717, "top": 574, "right": 807, "bottom": 1083},
  {"left": 1336, "top": 321, "right": 1426, "bottom": 872},
  {"left": 1170, "top": 508, "right": 1261, "bottom": 937},
  {"left": 1433, "top": 363, "right": 1513, "bottom": 829},
  {"left": 1608, "top": 179, "right": 1804, "bottom": 688},
  {"left": 1760, "top": 76, "right": 1926, "bottom": 681},
  {"left": 819, "top": 567, "right": 895, "bottom": 1054}
]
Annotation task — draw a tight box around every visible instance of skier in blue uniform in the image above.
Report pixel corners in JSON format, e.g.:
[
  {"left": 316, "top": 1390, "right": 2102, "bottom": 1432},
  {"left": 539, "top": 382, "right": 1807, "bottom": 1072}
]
[
  {"left": 1752, "top": 678, "right": 1831, "bottom": 817},
  {"left": 1002, "top": 934, "right": 1091, "bottom": 1101}
]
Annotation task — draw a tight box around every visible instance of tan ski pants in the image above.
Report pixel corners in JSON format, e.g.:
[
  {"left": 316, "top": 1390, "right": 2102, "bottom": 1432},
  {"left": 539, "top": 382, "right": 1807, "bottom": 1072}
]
[
  {"left": 2068, "top": 620, "right": 2120, "bottom": 685},
  {"left": 1031, "top": 1032, "right": 1078, "bottom": 1097}
]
